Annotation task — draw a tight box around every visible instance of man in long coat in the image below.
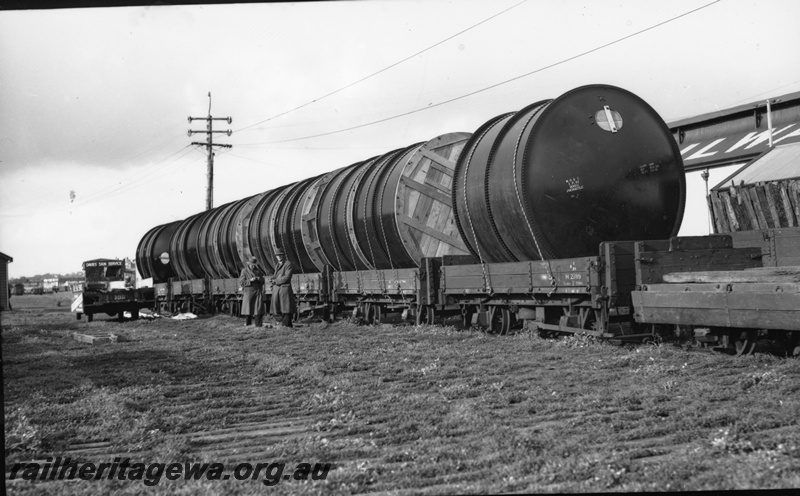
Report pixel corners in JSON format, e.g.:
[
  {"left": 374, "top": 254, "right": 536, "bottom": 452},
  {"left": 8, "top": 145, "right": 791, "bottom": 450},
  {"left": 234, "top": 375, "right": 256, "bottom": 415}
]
[
  {"left": 269, "top": 248, "right": 295, "bottom": 327},
  {"left": 238, "top": 256, "right": 265, "bottom": 326}
]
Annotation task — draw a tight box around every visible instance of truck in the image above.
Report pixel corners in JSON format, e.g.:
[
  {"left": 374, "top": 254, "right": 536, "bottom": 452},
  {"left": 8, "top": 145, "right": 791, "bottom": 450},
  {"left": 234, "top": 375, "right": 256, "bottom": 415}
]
[{"left": 72, "top": 258, "right": 154, "bottom": 322}]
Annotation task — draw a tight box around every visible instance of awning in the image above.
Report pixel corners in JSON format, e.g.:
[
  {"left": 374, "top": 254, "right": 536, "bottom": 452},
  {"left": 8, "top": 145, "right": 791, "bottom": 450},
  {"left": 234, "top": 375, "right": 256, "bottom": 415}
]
[{"left": 712, "top": 142, "right": 800, "bottom": 191}]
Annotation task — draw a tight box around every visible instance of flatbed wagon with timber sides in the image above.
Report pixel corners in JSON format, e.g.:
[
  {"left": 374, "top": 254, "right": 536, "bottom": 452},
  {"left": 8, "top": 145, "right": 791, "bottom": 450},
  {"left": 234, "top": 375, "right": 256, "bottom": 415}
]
[
  {"left": 422, "top": 245, "right": 645, "bottom": 340},
  {"left": 631, "top": 231, "right": 800, "bottom": 356}
]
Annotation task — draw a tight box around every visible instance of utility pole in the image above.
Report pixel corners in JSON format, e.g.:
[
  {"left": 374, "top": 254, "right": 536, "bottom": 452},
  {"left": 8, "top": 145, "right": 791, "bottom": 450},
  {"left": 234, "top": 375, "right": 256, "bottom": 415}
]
[{"left": 188, "top": 92, "right": 232, "bottom": 211}]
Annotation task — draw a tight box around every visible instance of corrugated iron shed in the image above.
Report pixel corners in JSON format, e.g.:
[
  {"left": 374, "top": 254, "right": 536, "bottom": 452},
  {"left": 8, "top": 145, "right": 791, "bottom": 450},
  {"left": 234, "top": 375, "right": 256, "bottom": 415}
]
[
  {"left": 713, "top": 142, "right": 800, "bottom": 189},
  {"left": 1, "top": 251, "right": 12, "bottom": 312}
]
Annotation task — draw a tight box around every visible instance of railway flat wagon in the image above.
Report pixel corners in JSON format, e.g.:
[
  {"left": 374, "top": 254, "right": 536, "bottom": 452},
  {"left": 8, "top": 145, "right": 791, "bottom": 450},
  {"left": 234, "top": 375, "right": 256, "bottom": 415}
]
[{"left": 631, "top": 229, "right": 800, "bottom": 355}]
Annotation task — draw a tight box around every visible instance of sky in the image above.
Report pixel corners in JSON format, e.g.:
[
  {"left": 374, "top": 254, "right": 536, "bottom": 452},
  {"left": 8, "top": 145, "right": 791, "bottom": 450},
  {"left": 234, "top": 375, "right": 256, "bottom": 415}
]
[{"left": 1, "top": 0, "right": 800, "bottom": 278}]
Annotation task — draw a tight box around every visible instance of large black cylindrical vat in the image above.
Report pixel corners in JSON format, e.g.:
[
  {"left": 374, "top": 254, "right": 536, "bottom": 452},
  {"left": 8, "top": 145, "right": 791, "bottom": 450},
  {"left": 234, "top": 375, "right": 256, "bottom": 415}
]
[
  {"left": 347, "top": 149, "right": 407, "bottom": 269},
  {"left": 169, "top": 212, "right": 206, "bottom": 280},
  {"left": 276, "top": 176, "right": 320, "bottom": 273},
  {"left": 218, "top": 197, "right": 253, "bottom": 277},
  {"left": 235, "top": 192, "right": 268, "bottom": 270},
  {"left": 136, "top": 220, "right": 181, "bottom": 282},
  {"left": 453, "top": 84, "right": 685, "bottom": 261},
  {"left": 249, "top": 188, "right": 286, "bottom": 273},
  {"left": 197, "top": 201, "right": 236, "bottom": 279},
  {"left": 373, "top": 133, "right": 472, "bottom": 268},
  {"left": 306, "top": 163, "right": 364, "bottom": 271}
]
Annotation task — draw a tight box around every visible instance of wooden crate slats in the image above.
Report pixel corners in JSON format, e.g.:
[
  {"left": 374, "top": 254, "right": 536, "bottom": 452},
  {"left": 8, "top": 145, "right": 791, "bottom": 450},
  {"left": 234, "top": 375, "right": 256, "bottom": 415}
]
[
  {"left": 394, "top": 133, "right": 471, "bottom": 261},
  {"left": 747, "top": 186, "right": 770, "bottom": 230},
  {"left": 730, "top": 185, "right": 754, "bottom": 230},
  {"left": 732, "top": 189, "right": 751, "bottom": 230},
  {"left": 721, "top": 190, "right": 741, "bottom": 231},
  {"left": 711, "top": 180, "right": 800, "bottom": 232},
  {"left": 736, "top": 183, "right": 761, "bottom": 230},
  {"left": 756, "top": 183, "right": 778, "bottom": 228},
  {"left": 791, "top": 181, "right": 800, "bottom": 222},
  {"left": 779, "top": 181, "right": 797, "bottom": 226},
  {"left": 709, "top": 191, "right": 729, "bottom": 233}
]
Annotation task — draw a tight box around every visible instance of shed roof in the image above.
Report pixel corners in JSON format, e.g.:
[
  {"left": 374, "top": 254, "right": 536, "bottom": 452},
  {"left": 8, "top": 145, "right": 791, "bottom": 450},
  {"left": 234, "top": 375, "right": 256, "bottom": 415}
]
[
  {"left": 0, "top": 252, "right": 12, "bottom": 262},
  {"left": 712, "top": 142, "right": 800, "bottom": 191}
]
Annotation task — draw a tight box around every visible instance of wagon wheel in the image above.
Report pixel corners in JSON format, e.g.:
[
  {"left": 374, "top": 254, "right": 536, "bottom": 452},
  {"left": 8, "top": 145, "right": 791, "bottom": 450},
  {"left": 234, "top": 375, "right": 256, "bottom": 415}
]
[
  {"left": 734, "top": 330, "right": 757, "bottom": 356},
  {"left": 322, "top": 304, "right": 333, "bottom": 323},
  {"left": 778, "top": 332, "right": 800, "bottom": 357},
  {"left": 461, "top": 305, "right": 475, "bottom": 328},
  {"left": 489, "top": 307, "right": 513, "bottom": 336},
  {"left": 366, "top": 304, "right": 382, "bottom": 325},
  {"left": 415, "top": 305, "right": 435, "bottom": 325}
]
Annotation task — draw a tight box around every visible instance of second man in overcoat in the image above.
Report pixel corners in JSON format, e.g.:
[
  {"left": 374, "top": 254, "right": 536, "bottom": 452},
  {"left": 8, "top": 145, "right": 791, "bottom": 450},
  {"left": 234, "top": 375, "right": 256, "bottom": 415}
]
[{"left": 270, "top": 248, "right": 295, "bottom": 327}]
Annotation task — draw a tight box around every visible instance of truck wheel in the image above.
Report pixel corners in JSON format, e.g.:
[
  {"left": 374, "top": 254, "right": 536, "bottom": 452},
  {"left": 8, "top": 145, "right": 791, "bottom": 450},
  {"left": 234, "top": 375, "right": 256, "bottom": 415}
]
[
  {"left": 131, "top": 308, "right": 139, "bottom": 321},
  {"left": 87, "top": 313, "right": 94, "bottom": 323}
]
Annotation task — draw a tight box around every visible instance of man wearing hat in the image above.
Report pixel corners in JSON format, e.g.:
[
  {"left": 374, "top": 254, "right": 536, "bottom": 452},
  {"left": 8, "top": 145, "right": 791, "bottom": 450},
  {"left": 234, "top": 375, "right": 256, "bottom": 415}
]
[
  {"left": 269, "top": 248, "right": 295, "bottom": 327},
  {"left": 238, "top": 256, "right": 265, "bottom": 327}
]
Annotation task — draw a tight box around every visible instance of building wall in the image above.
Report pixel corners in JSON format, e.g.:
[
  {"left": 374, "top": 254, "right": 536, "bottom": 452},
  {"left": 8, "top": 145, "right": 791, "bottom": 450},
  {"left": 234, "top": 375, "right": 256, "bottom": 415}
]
[{"left": 1, "top": 260, "right": 8, "bottom": 311}]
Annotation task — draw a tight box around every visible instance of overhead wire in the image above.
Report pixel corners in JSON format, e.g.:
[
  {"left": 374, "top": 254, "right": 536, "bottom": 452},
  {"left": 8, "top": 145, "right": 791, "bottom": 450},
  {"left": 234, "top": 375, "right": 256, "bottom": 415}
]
[
  {"left": 254, "top": 0, "right": 721, "bottom": 145},
  {"left": 232, "top": 0, "right": 529, "bottom": 134}
]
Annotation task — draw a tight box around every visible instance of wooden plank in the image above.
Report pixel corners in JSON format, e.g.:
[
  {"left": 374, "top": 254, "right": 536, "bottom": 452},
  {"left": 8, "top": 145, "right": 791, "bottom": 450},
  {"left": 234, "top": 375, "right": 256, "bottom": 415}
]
[
  {"left": 635, "top": 247, "right": 762, "bottom": 285},
  {"left": 709, "top": 191, "right": 729, "bottom": 233},
  {"left": 420, "top": 148, "right": 456, "bottom": 172},
  {"left": 634, "top": 290, "right": 729, "bottom": 309},
  {"left": 720, "top": 192, "right": 740, "bottom": 231},
  {"left": 730, "top": 186, "right": 752, "bottom": 230},
  {"left": 768, "top": 182, "right": 789, "bottom": 227},
  {"left": 779, "top": 181, "right": 797, "bottom": 227},
  {"left": 737, "top": 184, "right": 761, "bottom": 229},
  {"left": 753, "top": 183, "right": 775, "bottom": 229},
  {"left": 401, "top": 213, "right": 466, "bottom": 247},
  {"left": 747, "top": 186, "right": 771, "bottom": 230},
  {"left": 706, "top": 193, "right": 719, "bottom": 233},
  {"left": 757, "top": 183, "right": 780, "bottom": 228},
  {"left": 73, "top": 332, "right": 118, "bottom": 344},
  {"left": 663, "top": 266, "right": 800, "bottom": 283},
  {"left": 790, "top": 181, "right": 800, "bottom": 223},
  {"left": 399, "top": 175, "right": 450, "bottom": 204},
  {"left": 632, "top": 290, "right": 800, "bottom": 330}
]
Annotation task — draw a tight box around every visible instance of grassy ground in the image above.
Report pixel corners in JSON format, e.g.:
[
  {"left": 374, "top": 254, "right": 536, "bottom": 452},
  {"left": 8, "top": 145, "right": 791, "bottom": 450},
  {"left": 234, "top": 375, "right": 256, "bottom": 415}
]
[{"left": 3, "top": 293, "right": 799, "bottom": 494}]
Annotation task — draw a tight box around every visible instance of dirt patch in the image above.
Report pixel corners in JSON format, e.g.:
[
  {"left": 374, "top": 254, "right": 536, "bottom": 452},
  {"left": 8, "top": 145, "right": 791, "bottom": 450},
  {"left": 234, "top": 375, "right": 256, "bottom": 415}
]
[{"left": 3, "top": 310, "right": 799, "bottom": 494}]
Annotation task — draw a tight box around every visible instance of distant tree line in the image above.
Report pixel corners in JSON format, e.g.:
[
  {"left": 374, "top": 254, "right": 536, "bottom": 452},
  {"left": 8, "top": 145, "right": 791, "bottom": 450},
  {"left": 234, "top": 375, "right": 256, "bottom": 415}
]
[{"left": 9, "top": 271, "right": 85, "bottom": 285}]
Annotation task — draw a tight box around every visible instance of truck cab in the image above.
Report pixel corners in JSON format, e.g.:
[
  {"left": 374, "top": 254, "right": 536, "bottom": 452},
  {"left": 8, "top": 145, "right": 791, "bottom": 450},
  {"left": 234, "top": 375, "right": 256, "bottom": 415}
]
[{"left": 73, "top": 258, "right": 154, "bottom": 322}]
